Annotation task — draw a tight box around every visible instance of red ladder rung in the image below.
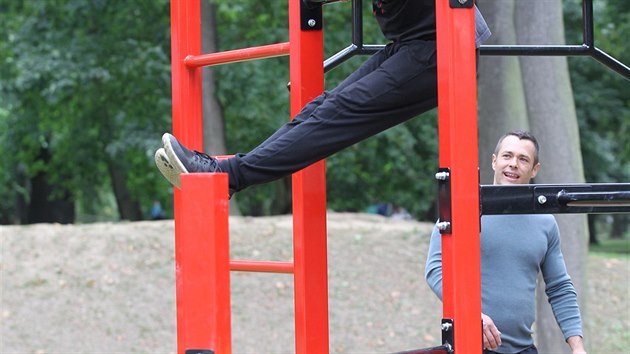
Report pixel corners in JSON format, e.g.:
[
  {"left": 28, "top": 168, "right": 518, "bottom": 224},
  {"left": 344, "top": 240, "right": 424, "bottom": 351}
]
[
  {"left": 230, "top": 260, "right": 294, "bottom": 274},
  {"left": 185, "top": 42, "right": 291, "bottom": 68}
]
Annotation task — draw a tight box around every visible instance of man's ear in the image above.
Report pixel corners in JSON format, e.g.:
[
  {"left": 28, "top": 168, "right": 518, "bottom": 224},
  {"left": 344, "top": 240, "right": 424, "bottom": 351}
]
[
  {"left": 531, "top": 162, "right": 541, "bottom": 178},
  {"left": 491, "top": 154, "right": 497, "bottom": 171}
]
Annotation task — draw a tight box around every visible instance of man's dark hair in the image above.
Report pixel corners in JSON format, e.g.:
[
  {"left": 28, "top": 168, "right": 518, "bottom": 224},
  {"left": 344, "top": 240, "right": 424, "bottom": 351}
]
[{"left": 494, "top": 130, "right": 540, "bottom": 164}]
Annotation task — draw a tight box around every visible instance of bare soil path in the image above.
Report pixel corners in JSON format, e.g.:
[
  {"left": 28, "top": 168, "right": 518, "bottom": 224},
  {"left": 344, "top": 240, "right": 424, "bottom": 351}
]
[{"left": 1, "top": 213, "right": 628, "bottom": 353}]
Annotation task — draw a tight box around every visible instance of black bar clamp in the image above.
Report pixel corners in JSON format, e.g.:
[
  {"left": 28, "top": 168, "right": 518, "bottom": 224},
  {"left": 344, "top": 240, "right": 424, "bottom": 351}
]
[
  {"left": 301, "top": 0, "right": 323, "bottom": 31},
  {"left": 441, "top": 318, "right": 455, "bottom": 353},
  {"left": 449, "top": 0, "right": 474, "bottom": 9},
  {"left": 436, "top": 168, "right": 452, "bottom": 234}
]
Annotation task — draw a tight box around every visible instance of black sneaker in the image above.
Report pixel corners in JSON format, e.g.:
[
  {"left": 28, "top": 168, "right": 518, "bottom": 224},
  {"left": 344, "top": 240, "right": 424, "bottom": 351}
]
[{"left": 161, "top": 133, "right": 221, "bottom": 187}]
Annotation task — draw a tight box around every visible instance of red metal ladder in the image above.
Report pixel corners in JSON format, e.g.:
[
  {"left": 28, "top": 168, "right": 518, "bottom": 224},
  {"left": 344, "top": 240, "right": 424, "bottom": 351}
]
[
  {"left": 169, "top": 1, "right": 482, "bottom": 353},
  {"left": 170, "top": 1, "right": 329, "bottom": 353}
]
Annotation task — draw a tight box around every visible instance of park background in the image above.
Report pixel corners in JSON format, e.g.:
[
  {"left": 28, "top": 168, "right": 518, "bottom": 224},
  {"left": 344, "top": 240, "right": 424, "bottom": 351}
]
[{"left": 1, "top": 0, "right": 628, "bottom": 353}]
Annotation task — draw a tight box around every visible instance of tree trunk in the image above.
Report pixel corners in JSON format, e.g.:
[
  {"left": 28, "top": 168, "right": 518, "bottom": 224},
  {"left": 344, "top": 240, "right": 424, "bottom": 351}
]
[
  {"left": 109, "top": 162, "right": 143, "bottom": 221},
  {"left": 25, "top": 148, "right": 75, "bottom": 224},
  {"left": 515, "top": 1, "right": 588, "bottom": 353},
  {"left": 477, "top": 0, "right": 529, "bottom": 184},
  {"left": 201, "top": 1, "right": 241, "bottom": 215},
  {"left": 587, "top": 214, "right": 599, "bottom": 245},
  {"left": 609, "top": 214, "right": 629, "bottom": 239}
]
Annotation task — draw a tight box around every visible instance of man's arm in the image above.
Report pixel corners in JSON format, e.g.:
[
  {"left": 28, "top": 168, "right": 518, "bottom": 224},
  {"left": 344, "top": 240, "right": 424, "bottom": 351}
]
[
  {"left": 424, "top": 225, "right": 443, "bottom": 299},
  {"left": 541, "top": 219, "right": 586, "bottom": 352}
]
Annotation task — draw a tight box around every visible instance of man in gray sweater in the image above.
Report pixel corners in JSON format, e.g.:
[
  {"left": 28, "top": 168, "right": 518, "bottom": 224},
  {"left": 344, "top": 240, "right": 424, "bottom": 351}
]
[{"left": 425, "top": 131, "right": 587, "bottom": 354}]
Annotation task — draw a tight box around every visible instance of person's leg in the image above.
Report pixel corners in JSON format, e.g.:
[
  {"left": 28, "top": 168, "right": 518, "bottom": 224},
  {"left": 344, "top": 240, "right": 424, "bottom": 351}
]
[
  {"left": 157, "top": 49, "right": 391, "bottom": 189},
  {"left": 222, "top": 39, "right": 437, "bottom": 192},
  {"left": 241, "top": 47, "right": 391, "bottom": 153}
]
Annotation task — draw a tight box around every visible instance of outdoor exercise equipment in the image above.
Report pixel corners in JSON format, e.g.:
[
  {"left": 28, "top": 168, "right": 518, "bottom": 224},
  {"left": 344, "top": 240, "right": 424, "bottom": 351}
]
[{"left": 169, "top": 1, "right": 629, "bottom": 353}]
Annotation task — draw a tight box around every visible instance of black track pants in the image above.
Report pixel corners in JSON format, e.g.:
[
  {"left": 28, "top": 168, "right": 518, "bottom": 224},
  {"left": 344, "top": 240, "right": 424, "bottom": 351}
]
[{"left": 220, "top": 39, "right": 438, "bottom": 192}]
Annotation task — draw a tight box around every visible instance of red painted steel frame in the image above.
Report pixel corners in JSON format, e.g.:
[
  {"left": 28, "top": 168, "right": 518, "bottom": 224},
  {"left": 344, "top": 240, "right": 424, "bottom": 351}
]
[
  {"left": 170, "top": 0, "right": 329, "bottom": 353},
  {"left": 288, "top": 1, "right": 330, "bottom": 354},
  {"left": 435, "top": 1, "right": 482, "bottom": 353}
]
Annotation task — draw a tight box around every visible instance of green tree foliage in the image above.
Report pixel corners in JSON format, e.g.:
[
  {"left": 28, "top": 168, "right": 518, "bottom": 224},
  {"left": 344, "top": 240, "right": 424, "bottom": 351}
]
[
  {"left": 564, "top": 0, "right": 630, "bottom": 240},
  {"left": 6, "top": 1, "right": 624, "bottom": 223},
  {"left": 0, "top": 0, "right": 172, "bottom": 222}
]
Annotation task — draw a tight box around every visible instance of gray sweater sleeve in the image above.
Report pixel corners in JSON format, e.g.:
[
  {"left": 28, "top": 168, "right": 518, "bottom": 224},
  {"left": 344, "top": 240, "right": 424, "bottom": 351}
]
[
  {"left": 424, "top": 224, "right": 443, "bottom": 300},
  {"left": 540, "top": 222, "right": 584, "bottom": 340}
]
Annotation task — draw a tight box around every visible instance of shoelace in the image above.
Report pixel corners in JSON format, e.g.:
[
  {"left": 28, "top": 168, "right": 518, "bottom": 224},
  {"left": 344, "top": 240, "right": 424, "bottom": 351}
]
[{"left": 192, "top": 150, "right": 221, "bottom": 172}]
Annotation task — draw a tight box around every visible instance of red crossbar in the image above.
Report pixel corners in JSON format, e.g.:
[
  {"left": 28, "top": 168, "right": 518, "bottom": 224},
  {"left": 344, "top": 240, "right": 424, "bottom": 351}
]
[
  {"left": 230, "top": 260, "right": 295, "bottom": 273},
  {"left": 184, "top": 42, "right": 291, "bottom": 68}
]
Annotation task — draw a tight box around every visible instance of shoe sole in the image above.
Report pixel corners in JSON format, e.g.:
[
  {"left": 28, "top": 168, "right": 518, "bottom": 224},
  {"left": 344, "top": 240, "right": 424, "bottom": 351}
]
[
  {"left": 155, "top": 147, "right": 183, "bottom": 188},
  {"left": 162, "top": 133, "right": 191, "bottom": 177}
]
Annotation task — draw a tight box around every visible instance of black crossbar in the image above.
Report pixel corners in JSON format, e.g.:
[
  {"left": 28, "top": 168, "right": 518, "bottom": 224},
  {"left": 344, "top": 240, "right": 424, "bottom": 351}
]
[
  {"left": 392, "top": 344, "right": 452, "bottom": 354},
  {"left": 480, "top": 183, "right": 630, "bottom": 215}
]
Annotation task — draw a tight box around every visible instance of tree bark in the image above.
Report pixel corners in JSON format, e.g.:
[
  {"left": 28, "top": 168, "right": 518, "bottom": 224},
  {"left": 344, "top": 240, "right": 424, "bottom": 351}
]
[
  {"left": 201, "top": 1, "right": 226, "bottom": 156},
  {"left": 109, "top": 161, "right": 144, "bottom": 221},
  {"left": 25, "top": 148, "right": 75, "bottom": 224},
  {"left": 477, "top": 0, "right": 529, "bottom": 184},
  {"left": 201, "top": 1, "right": 241, "bottom": 215},
  {"left": 515, "top": 1, "right": 588, "bottom": 353}
]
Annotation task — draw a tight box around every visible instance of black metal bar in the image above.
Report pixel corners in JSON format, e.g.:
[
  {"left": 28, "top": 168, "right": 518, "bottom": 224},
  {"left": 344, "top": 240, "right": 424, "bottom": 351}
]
[
  {"left": 557, "top": 190, "right": 630, "bottom": 207},
  {"left": 479, "top": 45, "right": 591, "bottom": 56},
  {"left": 391, "top": 345, "right": 452, "bottom": 354},
  {"left": 323, "top": 44, "right": 383, "bottom": 72},
  {"left": 582, "top": 0, "right": 594, "bottom": 47},
  {"left": 480, "top": 183, "right": 630, "bottom": 215},
  {"left": 322, "top": 0, "right": 629, "bottom": 79},
  {"left": 351, "top": 0, "right": 363, "bottom": 48},
  {"left": 590, "top": 47, "right": 630, "bottom": 80}
]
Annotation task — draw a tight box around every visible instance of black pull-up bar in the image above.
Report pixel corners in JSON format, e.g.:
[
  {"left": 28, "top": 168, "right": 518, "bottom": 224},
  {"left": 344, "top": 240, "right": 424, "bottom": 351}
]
[
  {"left": 318, "top": 0, "right": 630, "bottom": 80},
  {"left": 480, "top": 183, "right": 630, "bottom": 215}
]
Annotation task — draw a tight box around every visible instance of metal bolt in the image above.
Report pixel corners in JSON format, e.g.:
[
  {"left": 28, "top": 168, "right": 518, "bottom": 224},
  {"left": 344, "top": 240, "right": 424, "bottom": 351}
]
[
  {"left": 436, "top": 221, "right": 451, "bottom": 231},
  {"left": 537, "top": 195, "right": 547, "bottom": 205},
  {"left": 458, "top": 0, "right": 468, "bottom": 4},
  {"left": 442, "top": 322, "right": 453, "bottom": 331},
  {"left": 308, "top": 19, "right": 317, "bottom": 27},
  {"left": 435, "top": 171, "right": 450, "bottom": 180}
]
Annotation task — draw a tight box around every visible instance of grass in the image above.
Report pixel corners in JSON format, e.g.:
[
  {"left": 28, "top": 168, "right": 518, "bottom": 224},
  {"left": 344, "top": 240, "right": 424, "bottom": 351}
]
[{"left": 589, "top": 238, "right": 630, "bottom": 257}]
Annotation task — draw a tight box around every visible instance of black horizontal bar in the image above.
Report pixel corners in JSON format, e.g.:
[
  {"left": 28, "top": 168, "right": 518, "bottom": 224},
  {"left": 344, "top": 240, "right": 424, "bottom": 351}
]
[
  {"left": 558, "top": 190, "right": 630, "bottom": 207},
  {"left": 391, "top": 344, "right": 452, "bottom": 354},
  {"left": 480, "top": 183, "right": 630, "bottom": 215},
  {"left": 479, "top": 44, "right": 591, "bottom": 56}
]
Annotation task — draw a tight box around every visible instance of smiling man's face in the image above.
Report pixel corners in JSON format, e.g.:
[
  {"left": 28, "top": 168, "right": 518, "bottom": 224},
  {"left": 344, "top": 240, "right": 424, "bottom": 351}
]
[{"left": 492, "top": 135, "right": 540, "bottom": 185}]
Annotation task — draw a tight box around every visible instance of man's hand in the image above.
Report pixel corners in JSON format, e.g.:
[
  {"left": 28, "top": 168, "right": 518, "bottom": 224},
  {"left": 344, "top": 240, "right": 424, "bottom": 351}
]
[
  {"left": 567, "top": 335, "right": 587, "bottom": 354},
  {"left": 482, "top": 313, "right": 502, "bottom": 351}
]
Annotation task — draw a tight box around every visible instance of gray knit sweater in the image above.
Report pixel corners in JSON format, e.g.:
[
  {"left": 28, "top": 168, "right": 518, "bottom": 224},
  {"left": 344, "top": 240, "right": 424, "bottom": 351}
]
[{"left": 425, "top": 214, "right": 583, "bottom": 353}]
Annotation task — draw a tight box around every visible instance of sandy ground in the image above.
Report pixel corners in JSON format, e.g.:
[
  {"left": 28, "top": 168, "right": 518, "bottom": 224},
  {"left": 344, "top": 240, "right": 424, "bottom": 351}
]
[{"left": 1, "top": 213, "right": 628, "bottom": 354}]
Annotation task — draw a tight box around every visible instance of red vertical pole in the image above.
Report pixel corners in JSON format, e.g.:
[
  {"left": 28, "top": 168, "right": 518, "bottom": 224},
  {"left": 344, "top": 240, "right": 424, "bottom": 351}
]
[
  {"left": 435, "top": 1, "right": 482, "bottom": 353},
  {"left": 288, "top": 1, "right": 329, "bottom": 354},
  {"left": 171, "top": 1, "right": 228, "bottom": 353},
  {"left": 170, "top": 0, "right": 203, "bottom": 148},
  {"left": 177, "top": 174, "right": 231, "bottom": 354}
]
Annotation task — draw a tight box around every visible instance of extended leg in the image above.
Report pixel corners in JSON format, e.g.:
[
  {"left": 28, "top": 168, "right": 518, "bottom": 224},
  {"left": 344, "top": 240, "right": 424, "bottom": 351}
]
[{"left": 222, "top": 40, "right": 437, "bottom": 192}]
